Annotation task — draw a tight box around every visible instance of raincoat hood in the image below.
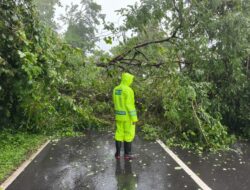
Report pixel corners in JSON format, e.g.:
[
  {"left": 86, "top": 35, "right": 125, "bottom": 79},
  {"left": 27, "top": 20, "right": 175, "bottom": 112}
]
[{"left": 121, "top": 73, "right": 134, "bottom": 86}]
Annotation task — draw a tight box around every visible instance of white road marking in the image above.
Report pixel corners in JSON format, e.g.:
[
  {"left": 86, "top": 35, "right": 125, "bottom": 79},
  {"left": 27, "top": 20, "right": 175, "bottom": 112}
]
[
  {"left": 157, "top": 139, "right": 212, "bottom": 190},
  {"left": 0, "top": 140, "right": 50, "bottom": 190}
]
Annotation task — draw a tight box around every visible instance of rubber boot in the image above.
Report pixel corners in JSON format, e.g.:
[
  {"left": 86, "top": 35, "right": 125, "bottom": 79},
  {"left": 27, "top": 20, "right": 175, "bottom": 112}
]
[
  {"left": 124, "top": 142, "right": 134, "bottom": 160},
  {"left": 115, "top": 141, "right": 122, "bottom": 160}
]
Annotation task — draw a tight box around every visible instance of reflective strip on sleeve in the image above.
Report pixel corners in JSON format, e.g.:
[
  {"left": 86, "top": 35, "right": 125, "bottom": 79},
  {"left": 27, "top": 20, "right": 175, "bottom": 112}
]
[
  {"left": 115, "top": 90, "right": 122, "bottom": 95},
  {"left": 129, "top": 110, "right": 137, "bottom": 116},
  {"left": 115, "top": 110, "right": 126, "bottom": 115}
]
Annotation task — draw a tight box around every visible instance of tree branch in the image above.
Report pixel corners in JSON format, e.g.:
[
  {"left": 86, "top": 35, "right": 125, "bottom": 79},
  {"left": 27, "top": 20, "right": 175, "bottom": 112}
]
[
  {"left": 135, "top": 49, "right": 149, "bottom": 61},
  {"left": 96, "top": 25, "right": 180, "bottom": 70},
  {"left": 116, "top": 27, "right": 179, "bottom": 63}
]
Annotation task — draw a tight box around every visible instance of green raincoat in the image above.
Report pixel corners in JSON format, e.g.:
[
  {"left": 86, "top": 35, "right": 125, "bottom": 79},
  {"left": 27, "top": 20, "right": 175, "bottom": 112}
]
[{"left": 113, "top": 73, "right": 138, "bottom": 142}]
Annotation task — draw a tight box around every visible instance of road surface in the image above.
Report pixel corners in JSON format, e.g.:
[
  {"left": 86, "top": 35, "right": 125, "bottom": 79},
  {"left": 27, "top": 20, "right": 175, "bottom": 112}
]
[{"left": 6, "top": 131, "right": 250, "bottom": 190}]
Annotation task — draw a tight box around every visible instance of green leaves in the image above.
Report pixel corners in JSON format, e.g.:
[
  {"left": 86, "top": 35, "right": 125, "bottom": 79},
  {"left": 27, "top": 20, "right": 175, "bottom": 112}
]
[
  {"left": 0, "top": 0, "right": 249, "bottom": 155},
  {"left": 34, "top": 0, "right": 60, "bottom": 30},
  {"left": 61, "top": 0, "right": 105, "bottom": 52},
  {"left": 18, "top": 51, "right": 41, "bottom": 80},
  {"left": 104, "top": 36, "right": 113, "bottom": 45},
  {"left": 17, "top": 50, "right": 26, "bottom": 58},
  {"left": 0, "top": 130, "right": 45, "bottom": 182},
  {"left": 141, "top": 124, "right": 159, "bottom": 140},
  {"left": 11, "top": 15, "right": 18, "bottom": 22},
  {"left": 111, "top": 0, "right": 250, "bottom": 145}
]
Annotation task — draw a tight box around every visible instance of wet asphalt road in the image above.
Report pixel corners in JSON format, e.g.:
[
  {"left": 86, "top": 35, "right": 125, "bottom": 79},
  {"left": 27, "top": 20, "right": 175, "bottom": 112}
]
[
  {"left": 172, "top": 141, "right": 250, "bottom": 190},
  {"left": 7, "top": 131, "right": 199, "bottom": 190},
  {"left": 6, "top": 131, "right": 250, "bottom": 190}
]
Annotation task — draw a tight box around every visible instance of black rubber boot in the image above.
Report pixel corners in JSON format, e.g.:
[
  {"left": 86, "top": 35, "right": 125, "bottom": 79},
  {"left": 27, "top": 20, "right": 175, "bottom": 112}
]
[
  {"left": 124, "top": 142, "right": 134, "bottom": 160},
  {"left": 115, "top": 141, "right": 122, "bottom": 159},
  {"left": 124, "top": 141, "right": 128, "bottom": 155}
]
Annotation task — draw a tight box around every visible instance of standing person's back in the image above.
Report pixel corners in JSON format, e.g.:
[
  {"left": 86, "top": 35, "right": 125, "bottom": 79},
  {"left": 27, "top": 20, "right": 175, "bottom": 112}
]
[{"left": 113, "top": 73, "right": 138, "bottom": 160}]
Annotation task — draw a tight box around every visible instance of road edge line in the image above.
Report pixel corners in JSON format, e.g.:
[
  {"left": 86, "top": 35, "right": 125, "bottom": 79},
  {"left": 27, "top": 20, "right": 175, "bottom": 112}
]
[
  {"left": 0, "top": 140, "right": 50, "bottom": 190},
  {"left": 156, "top": 139, "right": 212, "bottom": 190}
]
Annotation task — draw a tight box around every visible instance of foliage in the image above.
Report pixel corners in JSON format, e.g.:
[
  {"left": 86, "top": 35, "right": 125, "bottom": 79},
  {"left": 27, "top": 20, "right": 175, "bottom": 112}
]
[
  {"left": 0, "top": 130, "right": 46, "bottom": 182},
  {"left": 61, "top": 0, "right": 105, "bottom": 52},
  {"left": 0, "top": 0, "right": 109, "bottom": 135},
  {"left": 141, "top": 124, "right": 159, "bottom": 141},
  {"left": 34, "top": 0, "right": 60, "bottom": 30},
  {"left": 0, "top": 0, "right": 249, "bottom": 154},
  {"left": 103, "top": 0, "right": 250, "bottom": 151}
]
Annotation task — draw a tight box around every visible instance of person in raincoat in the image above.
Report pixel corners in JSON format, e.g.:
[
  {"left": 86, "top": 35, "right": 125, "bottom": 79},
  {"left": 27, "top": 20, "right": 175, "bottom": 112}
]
[{"left": 113, "top": 73, "right": 138, "bottom": 160}]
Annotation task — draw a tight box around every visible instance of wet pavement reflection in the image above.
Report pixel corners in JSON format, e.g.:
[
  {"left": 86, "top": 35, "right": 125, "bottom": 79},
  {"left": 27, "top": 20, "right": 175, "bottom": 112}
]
[{"left": 116, "top": 160, "right": 137, "bottom": 190}]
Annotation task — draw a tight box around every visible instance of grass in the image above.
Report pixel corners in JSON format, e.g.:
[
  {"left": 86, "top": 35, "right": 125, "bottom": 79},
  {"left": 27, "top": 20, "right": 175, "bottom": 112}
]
[{"left": 0, "top": 130, "right": 47, "bottom": 183}]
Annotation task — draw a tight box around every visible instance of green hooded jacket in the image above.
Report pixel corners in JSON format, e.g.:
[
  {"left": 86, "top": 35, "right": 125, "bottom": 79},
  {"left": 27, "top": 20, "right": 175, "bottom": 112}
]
[{"left": 113, "top": 73, "right": 138, "bottom": 122}]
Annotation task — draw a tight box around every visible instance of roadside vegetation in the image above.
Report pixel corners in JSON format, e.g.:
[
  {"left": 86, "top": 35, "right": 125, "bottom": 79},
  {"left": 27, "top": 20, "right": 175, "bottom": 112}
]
[
  {"left": 0, "top": 131, "right": 46, "bottom": 182},
  {"left": 0, "top": 0, "right": 249, "bottom": 182}
]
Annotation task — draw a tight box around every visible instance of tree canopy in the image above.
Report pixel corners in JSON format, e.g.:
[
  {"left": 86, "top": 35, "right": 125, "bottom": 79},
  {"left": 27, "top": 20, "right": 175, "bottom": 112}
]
[
  {"left": 34, "top": 0, "right": 60, "bottom": 30},
  {"left": 61, "top": 0, "right": 105, "bottom": 52}
]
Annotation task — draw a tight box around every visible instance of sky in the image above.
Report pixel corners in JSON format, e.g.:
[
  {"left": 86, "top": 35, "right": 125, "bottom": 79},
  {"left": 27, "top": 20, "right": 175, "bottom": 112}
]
[{"left": 54, "top": 0, "right": 139, "bottom": 51}]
